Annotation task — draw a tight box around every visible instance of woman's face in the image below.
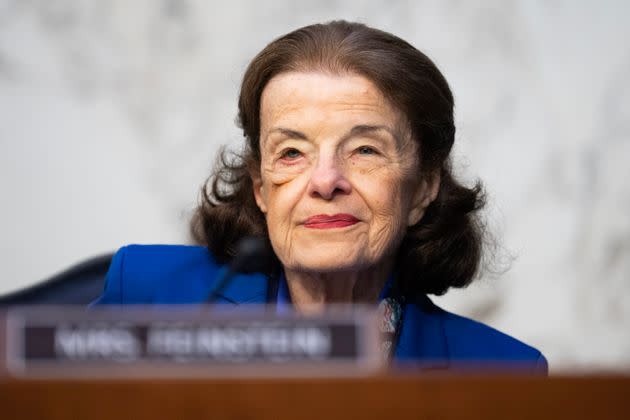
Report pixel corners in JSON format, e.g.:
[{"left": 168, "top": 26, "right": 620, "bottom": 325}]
[{"left": 253, "top": 71, "right": 438, "bottom": 274}]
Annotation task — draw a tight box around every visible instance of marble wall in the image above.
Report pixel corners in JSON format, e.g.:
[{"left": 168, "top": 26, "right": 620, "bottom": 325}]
[{"left": 1, "top": 0, "right": 628, "bottom": 372}]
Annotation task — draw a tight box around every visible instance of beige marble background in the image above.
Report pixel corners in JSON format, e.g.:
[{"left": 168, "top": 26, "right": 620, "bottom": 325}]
[{"left": 1, "top": 0, "right": 629, "bottom": 372}]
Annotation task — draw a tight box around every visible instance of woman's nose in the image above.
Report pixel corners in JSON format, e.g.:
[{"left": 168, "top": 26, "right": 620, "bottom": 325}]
[{"left": 307, "top": 152, "right": 352, "bottom": 200}]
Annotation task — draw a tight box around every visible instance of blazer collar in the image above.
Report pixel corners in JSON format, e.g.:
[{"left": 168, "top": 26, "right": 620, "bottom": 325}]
[
  {"left": 215, "top": 273, "right": 451, "bottom": 368},
  {"left": 393, "top": 295, "right": 451, "bottom": 370}
]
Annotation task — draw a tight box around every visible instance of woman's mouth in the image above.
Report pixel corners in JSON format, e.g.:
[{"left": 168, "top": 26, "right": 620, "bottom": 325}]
[{"left": 303, "top": 214, "right": 360, "bottom": 229}]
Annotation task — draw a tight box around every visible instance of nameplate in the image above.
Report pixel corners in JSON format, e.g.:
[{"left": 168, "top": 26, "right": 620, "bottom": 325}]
[{"left": 4, "top": 306, "right": 381, "bottom": 377}]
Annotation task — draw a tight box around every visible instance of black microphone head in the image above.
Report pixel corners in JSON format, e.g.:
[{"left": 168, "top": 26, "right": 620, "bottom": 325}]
[{"left": 229, "top": 236, "right": 275, "bottom": 274}]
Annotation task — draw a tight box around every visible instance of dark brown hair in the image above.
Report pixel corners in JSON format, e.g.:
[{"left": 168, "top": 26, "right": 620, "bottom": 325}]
[{"left": 191, "top": 20, "right": 486, "bottom": 296}]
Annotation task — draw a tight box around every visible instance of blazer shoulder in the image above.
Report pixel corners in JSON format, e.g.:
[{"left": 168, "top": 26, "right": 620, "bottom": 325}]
[
  {"left": 92, "top": 244, "right": 222, "bottom": 304},
  {"left": 424, "top": 297, "right": 548, "bottom": 373}
]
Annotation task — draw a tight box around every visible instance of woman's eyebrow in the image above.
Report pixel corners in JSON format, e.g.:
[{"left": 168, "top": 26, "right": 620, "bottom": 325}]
[
  {"left": 343, "top": 124, "right": 398, "bottom": 142},
  {"left": 267, "top": 127, "right": 308, "bottom": 140}
]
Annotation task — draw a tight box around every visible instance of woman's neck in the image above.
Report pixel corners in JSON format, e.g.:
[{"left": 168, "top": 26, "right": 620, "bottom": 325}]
[{"left": 284, "top": 261, "right": 393, "bottom": 315}]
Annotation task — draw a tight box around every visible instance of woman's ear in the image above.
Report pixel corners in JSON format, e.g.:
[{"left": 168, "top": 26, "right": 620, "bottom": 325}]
[
  {"left": 407, "top": 169, "right": 440, "bottom": 226},
  {"left": 251, "top": 172, "right": 268, "bottom": 214}
]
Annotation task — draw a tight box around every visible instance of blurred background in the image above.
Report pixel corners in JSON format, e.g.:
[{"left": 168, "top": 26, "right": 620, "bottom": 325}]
[{"left": 0, "top": 0, "right": 629, "bottom": 373}]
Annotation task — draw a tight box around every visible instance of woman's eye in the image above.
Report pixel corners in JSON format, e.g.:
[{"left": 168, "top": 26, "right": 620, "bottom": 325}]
[
  {"left": 357, "top": 146, "right": 377, "bottom": 155},
  {"left": 280, "top": 148, "right": 302, "bottom": 160}
]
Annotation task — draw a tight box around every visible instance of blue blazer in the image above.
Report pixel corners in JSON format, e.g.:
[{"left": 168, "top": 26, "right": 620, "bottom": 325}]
[{"left": 93, "top": 244, "right": 548, "bottom": 374}]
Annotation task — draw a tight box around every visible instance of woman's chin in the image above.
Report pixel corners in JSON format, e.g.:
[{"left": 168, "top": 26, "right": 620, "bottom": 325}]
[
  {"left": 282, "top": 252, "right": 368, "bottom": 274},
  {"left": 271, "top": 232, "right": 385, "bottom": 274}
]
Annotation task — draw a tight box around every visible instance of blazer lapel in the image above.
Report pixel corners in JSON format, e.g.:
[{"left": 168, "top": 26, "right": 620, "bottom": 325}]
[
  {"left": 394, "top": 295, "right": 450, "bottom": 370},
  {"left": 214, "top": 268, "right": 271, "bottom": 305}
]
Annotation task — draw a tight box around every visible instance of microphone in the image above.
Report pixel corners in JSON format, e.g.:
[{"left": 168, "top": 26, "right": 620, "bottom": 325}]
[{"left": 206, "top": 236, "right": 273, "bottom": 303}]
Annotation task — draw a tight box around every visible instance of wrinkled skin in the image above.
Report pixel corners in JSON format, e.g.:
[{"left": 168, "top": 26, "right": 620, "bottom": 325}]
[{"left": 252, "top": 72, "right": 439, "bottom": 312}]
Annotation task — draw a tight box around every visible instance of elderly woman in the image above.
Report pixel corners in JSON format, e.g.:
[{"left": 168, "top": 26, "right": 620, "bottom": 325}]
[{"left": 94, "top": 21, "right": 547, "bottom": 373}]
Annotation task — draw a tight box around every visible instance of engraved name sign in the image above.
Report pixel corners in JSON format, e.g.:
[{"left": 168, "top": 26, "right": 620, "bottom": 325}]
[{"left": 4, "top": 307, "right": 380, "bottom": 377}]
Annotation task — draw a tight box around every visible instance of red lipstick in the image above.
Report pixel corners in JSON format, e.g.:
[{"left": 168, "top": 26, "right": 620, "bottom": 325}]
[{"left": 303, "top": 214, "right": 359, "bottom": 229}]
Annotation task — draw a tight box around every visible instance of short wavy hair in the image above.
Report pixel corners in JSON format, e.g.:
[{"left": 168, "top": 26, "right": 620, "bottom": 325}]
[{"left": 191, "top": 20, "right": 486, "bottom": 296}]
